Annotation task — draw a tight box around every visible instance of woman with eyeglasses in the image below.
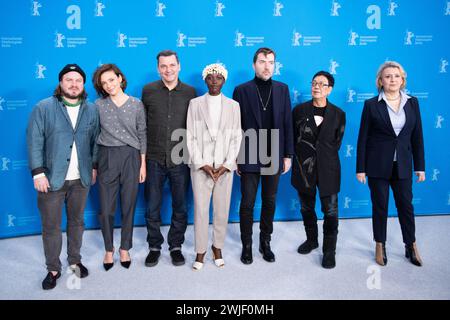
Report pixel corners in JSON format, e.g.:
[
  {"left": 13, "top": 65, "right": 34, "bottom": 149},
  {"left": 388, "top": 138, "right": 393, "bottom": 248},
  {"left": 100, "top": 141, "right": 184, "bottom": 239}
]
[
  {"left": 356, "top": 61, "right": 425, "bottom": 267},
  {"left": 291, "top": 71, "right": 346, "bottom": 269}
]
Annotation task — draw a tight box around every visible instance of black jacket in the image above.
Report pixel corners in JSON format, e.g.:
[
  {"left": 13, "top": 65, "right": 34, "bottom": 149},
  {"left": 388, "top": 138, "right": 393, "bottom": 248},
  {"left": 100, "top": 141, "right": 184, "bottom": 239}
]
[
  {"left": 356, "top": 95, "right": 425, "bottom": 179},
  {"left": 233, "top": 79, "right": 294, "bottom": 173},
  {"left": 291, "top": 100, "right": 346, "bottom": 197}
]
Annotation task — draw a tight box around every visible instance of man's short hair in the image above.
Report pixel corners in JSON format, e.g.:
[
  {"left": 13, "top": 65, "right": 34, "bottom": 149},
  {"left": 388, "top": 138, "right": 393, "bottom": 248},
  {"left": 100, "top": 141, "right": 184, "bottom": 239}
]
[
  {"left": 253, "top": 47, "right": 276, "bottom": 63},
  {"left": 156, "top": 50, "right": 179, "bottom": 64}
]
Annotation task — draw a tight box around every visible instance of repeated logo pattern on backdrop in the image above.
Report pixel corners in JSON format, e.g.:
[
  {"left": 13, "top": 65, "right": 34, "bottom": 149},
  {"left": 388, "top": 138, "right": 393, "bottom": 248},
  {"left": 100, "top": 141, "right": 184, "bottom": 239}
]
[{"left": 0, "top": 0, "right": 449, "bottom": 238}]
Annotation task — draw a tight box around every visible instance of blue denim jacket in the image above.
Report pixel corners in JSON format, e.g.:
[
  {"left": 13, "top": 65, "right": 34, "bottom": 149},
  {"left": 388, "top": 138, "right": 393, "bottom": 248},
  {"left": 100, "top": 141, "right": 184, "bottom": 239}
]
[{"left": 26, "top": 96, "right": 99, "bottom": 191}]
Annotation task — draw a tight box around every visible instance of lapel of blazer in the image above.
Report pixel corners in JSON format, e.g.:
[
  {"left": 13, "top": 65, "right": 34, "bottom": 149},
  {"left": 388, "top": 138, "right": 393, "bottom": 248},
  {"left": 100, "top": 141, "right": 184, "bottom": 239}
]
[
  {"left": 304, "top": 101, "right": 318, "bottom": 137},
  {"left": 272, "top": 81, "right": 280, "bottom": 129},
  {"left": 199, "top": 94, "right": 214, "bottom": 140},
  {"left": 250, "top": 81, "right": 263, "bottom": 128},
  {"left": 376, "top": 99, "right": 396, "bottom": 136},
  {"left": 398, "top": 99, "right": 411, "bottom": 137},
  {"left": 218, "top": 94, "right": 229, "bottom": 133}
]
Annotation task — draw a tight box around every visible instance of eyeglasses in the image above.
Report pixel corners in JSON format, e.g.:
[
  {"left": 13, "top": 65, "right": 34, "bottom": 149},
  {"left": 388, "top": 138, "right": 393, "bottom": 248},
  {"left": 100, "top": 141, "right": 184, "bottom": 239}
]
[{"left": 311, "top": 81, "right": 329, "bottom": 88}]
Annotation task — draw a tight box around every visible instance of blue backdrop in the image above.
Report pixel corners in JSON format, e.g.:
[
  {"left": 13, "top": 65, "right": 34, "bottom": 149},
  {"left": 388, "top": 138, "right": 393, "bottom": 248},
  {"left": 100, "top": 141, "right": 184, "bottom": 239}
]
[{"left": 1, "top": 0, "right": 449, "bottom": 238}]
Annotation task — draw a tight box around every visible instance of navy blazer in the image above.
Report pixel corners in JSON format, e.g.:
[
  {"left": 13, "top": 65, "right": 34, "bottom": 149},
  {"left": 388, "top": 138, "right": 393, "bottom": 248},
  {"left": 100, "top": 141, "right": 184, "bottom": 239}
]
[
  {"left": 356, "top": 95, "right": 425, "bottom": 179},
  {"left": 233, "top": 79, "right": 294, "bottom": 173}
]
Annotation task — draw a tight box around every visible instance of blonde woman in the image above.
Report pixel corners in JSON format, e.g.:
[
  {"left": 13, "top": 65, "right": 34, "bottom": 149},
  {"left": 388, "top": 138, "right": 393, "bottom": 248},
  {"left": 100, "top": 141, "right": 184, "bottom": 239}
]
[{"left": 356, "top": 61, "right": 425, "bottom": 267}]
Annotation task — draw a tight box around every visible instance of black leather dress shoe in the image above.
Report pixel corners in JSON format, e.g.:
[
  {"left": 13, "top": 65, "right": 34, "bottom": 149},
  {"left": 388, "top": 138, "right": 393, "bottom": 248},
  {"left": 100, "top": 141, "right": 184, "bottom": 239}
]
[
  {"left": 170, "top": 250, "right": 185, "bottom": 266},
  {"left": 71, "top": 263, "right": 89, "bottom": 278},
  {"left": 259, "top": 240, "right": 275, "bottom": 262},
  {"left": 145, "top": 250, "right": 161, "bottom": 267},
  {"left": 42, "top": 271, "right": 61, "bottom": 290},
  {"left": 240, "top": 244, "right": 253, "bottom": 265}
]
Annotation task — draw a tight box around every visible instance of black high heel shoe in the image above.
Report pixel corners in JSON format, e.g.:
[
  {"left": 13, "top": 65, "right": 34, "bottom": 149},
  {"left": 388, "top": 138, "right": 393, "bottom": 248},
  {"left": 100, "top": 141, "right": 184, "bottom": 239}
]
[
  {"left": 405, "top": 243, "right": 423, "bottom": 267},
  {"left": 103, "top": 249, "right": 114, "bottom": 271},
  {"left": 120, "top": 249, "right": 131, "bottom": 269}
]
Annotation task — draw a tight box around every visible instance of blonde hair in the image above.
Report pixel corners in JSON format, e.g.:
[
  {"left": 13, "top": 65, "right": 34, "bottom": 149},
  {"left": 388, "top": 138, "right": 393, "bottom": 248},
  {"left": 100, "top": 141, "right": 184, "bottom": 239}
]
[{"left": 375, "top": 61, "right": 407, "bottom": 92}]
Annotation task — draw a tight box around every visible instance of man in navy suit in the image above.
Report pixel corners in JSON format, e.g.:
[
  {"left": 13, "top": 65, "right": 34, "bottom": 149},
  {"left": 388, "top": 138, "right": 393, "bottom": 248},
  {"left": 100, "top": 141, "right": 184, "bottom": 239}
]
[{"left": 233, "top": 47, "right": 294, "bottom": 264}]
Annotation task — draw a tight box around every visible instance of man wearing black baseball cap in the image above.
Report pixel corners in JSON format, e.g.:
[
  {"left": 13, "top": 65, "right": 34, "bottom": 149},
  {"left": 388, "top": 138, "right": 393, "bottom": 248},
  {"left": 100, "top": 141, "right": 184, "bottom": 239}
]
[{"left": 26, "top": 63, "right": 99, "bottom": 290}]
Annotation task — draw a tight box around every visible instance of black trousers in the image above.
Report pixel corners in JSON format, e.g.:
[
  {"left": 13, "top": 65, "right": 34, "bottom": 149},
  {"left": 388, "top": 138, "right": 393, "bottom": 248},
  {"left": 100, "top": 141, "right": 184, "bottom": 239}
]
[
  {"left": 368, "top": 162, "right": 416, "bottom": 245},
  {"left": 298, "top": 192, "right": 339, "bottom": 237},
  {"left": 239, "top": 172, "right": 281, "bottom": 243},
  {"left": 98, "top": 145, "right": 140, "bottom": 252}
]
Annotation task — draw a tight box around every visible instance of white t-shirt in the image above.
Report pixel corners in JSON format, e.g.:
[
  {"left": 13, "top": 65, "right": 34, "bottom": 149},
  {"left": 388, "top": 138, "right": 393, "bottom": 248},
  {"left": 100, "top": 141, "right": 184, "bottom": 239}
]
[{"left": 64, "top": 105, "right": 81, "bottom": 180}]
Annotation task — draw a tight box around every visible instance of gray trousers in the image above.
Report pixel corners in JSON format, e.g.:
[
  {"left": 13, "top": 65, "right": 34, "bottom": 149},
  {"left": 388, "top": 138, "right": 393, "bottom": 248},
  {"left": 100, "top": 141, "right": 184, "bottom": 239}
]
[
  {"left": 98, "top": 145, "right": 140, "bottom": 252},
  {"left": 191, "top": 169, "right": 234, "bottom": 254},
  {"left": 37, "top": 179, "right": 89, "bottom": 272}
]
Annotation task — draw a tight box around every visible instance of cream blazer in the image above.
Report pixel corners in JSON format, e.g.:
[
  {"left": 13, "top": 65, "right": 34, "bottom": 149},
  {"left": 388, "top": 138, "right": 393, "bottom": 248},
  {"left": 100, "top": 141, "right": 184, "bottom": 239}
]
[{"left": 187, "top": 93, "right": 242, "bottom": 171}]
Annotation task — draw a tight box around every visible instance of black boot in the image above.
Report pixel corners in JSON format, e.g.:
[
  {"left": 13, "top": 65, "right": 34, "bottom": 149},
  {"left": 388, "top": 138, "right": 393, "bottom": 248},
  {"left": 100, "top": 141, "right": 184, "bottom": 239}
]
[
  {"left": 240, "top": 243, "right": 253, "bottom": 265},
  {"left": 259, "top": 239, "right": 275, "bottom": 262},
  {"left": 405, "top": 243, "right": 423, "bottom": 267},
  {"left": 322, "top": 235, "right": 337, "bottom": 269},
  {"left": 297, "top": 225, "right": 319, "bottom": 254}
]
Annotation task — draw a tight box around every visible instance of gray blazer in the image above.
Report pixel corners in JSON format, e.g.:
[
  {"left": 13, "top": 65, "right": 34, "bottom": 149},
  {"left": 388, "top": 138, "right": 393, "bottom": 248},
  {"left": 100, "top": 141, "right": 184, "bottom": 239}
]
[{"left": 187, "top": 93, "right": 242, "bottom": 171}]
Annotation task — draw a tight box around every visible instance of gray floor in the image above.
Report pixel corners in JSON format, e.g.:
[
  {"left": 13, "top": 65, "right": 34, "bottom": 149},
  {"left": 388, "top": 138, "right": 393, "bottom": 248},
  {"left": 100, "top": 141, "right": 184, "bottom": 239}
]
[{"left": 1, "top": 215, "right": 449, "bottom": 300}]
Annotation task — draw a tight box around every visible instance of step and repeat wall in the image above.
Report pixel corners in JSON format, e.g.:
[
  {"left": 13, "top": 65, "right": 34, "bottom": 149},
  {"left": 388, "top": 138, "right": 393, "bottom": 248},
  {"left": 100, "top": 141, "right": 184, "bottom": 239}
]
[{"left": 1, "top": 0, "right": 449, "bottom": 238}]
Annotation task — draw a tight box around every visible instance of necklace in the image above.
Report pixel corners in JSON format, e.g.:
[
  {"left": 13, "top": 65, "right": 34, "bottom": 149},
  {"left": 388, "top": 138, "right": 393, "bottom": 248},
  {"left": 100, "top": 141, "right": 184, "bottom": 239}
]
[
  {"left": 386, "top": 95, "right": 400, "bottom": 101},
  {"left": 255, "top": 85, "right": 272, "bottom": 111}
]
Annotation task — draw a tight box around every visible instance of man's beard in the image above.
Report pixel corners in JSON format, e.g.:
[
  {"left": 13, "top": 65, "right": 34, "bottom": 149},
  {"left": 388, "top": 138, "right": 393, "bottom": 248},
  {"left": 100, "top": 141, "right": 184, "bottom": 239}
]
[{"left": 62, "top": 87, "right": 83, "bottom": 100}]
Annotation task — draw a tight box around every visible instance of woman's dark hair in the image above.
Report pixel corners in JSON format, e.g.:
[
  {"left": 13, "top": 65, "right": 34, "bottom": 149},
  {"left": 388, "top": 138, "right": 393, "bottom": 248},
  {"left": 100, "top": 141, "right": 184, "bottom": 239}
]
[{"left": 92, "top": 63, "right": 128, "bottom": 98}]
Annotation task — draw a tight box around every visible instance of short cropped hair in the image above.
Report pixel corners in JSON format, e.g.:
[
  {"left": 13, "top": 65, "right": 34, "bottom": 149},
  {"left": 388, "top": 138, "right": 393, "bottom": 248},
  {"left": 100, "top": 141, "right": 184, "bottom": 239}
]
[
  {"left": 312, "top": 71, "right": 335, "bottom": 87},
  {"left": 253, "top": 47, "right": 276, "bottom": 63},
  {"left": 156, "top": 50, "right": 179, "bottom": 64}
]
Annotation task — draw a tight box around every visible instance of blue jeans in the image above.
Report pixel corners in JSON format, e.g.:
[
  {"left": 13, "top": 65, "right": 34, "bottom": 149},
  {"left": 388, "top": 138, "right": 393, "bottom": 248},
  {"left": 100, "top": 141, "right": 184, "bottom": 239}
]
[{"left": 145, "top": 160, "right": 189, "bottom": 251}]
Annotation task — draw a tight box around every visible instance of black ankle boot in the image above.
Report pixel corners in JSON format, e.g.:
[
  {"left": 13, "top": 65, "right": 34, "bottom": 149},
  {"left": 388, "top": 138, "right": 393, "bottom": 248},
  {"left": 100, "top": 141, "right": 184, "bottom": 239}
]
[
  {"left": 259, "top": 240, "right": 275, "bottom": 262},
  {"left": 382, "top": 243, "right": 387, "bottom": 265},
  {"left": 297, "top": 226, "right": 319, "bottom": 254},
  {"left": 240, "top": 243, "right": 253, "bottom": 265},
  {"left": 322, "top": 235, "right": 337, "bottom": 269},
  {"left": 405, "top": 243, "right": 423, "bottom": 267}
]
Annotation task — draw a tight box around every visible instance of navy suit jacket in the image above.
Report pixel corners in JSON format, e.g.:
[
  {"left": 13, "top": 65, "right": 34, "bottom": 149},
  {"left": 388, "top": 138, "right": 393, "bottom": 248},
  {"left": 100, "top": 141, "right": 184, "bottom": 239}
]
[
  {"left": 356, "top": 95, "right": 425, "bottom": 179},
  {"left": 233, "top": 79, "right": 294, "bottom": 173}
]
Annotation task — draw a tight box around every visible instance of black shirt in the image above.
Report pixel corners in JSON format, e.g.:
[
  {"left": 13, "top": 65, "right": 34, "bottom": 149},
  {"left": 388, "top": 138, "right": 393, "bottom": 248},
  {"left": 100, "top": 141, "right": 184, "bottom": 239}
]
[
  {"left": 254, "top": 76, "right": 274, "bottom": 158},
  {"left": 141, "top": 80, "right": 197, "bottom": 167}
]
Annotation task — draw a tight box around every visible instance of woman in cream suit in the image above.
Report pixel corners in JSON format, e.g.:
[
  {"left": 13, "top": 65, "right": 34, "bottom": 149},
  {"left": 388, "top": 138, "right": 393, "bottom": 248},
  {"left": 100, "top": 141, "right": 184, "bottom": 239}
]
[{"left": 186, "top": 63, "right": 242, "bottom": 270}]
